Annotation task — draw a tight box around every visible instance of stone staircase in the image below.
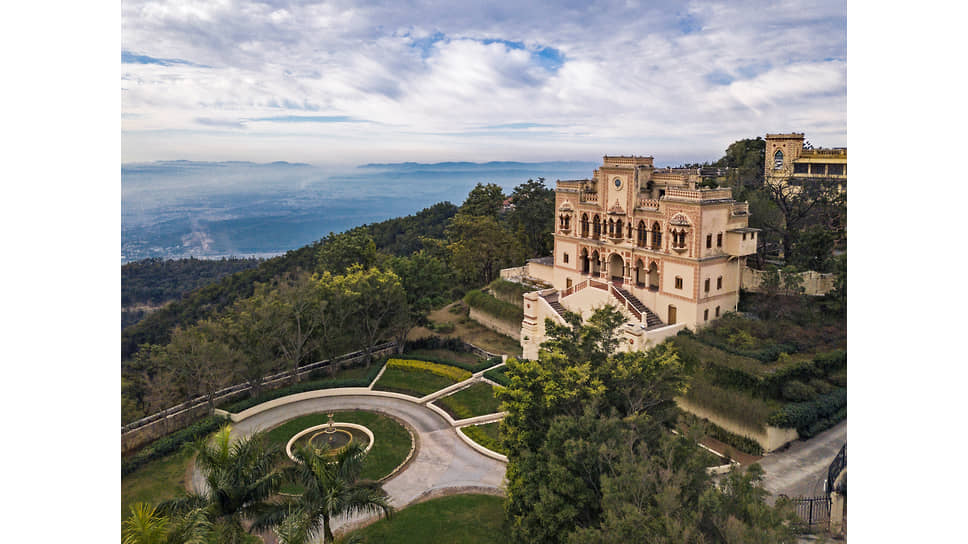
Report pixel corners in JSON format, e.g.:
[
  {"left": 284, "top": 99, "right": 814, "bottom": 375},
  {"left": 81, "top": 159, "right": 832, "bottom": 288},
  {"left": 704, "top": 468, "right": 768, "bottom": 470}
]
[
  {"left": 614, "top": 286, "right": 664, "bottom": 328},
  {"left": 539, "top": 292, "right": 568, "bottom": 320}
]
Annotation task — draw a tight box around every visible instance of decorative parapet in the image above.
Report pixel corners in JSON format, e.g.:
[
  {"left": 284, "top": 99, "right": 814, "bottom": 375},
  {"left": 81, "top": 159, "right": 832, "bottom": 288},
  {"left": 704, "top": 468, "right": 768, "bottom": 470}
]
[
  {"left": 580, "top": 191, "right": 599, "bottom": 203},
  {"left": 731, "top": 202, "right": 749, "bottom": 216},
  {"left": 664, "top": 187, "right": 733, "bottom": 202},
  {"left": 637, "top": 198, "right": 660, "bottom": 210}
]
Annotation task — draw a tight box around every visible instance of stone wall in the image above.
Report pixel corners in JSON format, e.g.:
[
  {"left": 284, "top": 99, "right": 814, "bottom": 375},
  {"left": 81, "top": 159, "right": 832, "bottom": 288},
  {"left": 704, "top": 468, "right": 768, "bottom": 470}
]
[
  {"left": 741, "top": 265, "right": 836, "bottom": 296},
  {"left": 468, "top": 306, "right": 521, "bottom": 341}
]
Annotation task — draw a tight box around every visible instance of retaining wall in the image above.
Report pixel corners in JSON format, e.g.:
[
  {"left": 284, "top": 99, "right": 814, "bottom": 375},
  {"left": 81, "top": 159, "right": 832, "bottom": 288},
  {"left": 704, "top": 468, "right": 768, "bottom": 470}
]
[
  {"left": 468, "top": 307, "right": 521, "bottom": 341},
  {"left": 675, "top": 397, "right": 799, "bottom": 453}
]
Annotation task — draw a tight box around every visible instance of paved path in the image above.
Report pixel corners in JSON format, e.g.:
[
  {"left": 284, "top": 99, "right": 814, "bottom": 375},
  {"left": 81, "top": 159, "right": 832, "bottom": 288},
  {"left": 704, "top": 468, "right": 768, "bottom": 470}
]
[
  {"left": 191, "top": 394, "right": 507, "bottom": 538},
  {"left": 758, "top": 420, "right": 846, "bottom": 501}
]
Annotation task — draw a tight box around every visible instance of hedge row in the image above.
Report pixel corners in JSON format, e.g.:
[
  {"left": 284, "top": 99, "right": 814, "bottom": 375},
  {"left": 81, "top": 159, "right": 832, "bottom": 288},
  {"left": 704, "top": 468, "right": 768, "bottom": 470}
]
[
  {"left": 219, "top": 360, "right": 386, "bottom": 413},
  {"left": 768, "top": 388, "right": 847, "bottom": 436},
  {"left": 386, "top": 359, "right": 472, "bottom": 382},
  {"left": 694, "top": 333, "right": 796, "bottom": 363},
  {"left": 405, "top": 336, "right": 470, "bottom": 353},
  {"left": 463, "top": 289, "right": 524, "bottom": 324},
  {"left": 399, "top": 353, "right": 492, "bottom": 373},
  {"left": 483, "top": 366, "right": 509, "bottom": 386},
  {"left": 677, "top": 411, "right": 764, "bottom": 456},
  {"left": 122, "top": 415, "right": 227, "bottom": 477}
]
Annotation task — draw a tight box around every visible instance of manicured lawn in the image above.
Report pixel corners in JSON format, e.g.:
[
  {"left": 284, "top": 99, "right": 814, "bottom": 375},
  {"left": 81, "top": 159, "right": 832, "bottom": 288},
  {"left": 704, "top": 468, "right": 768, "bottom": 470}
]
[
  {"left": 347, "top": 494, "right": 509, "bottom": 544},
  {"left": 460, "top": 422, "right": 505, "bottom": 455},
  {"left": 121, "top": 445, "right": 195, "bottom": 522},
  {"left": 373, "top": 367, "right": 461, "bottom": 397},
  {"left": 264, "top": 411, "right": 412, "bottom": 484},
  {"left": 434, "top": 383, "right": 502, "bottom": 420}
]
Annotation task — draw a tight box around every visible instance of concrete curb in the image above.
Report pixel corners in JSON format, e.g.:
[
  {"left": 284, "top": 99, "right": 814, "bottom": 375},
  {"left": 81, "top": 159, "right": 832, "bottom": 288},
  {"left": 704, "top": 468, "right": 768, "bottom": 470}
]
[
  {"left": 419, "top": 376, "right": 479, "bottom": 404},
  {"left": 456, "top": 424, "right": 509, "bottom": 463},
  {"left": 285, "top": 422, "right": 375, "bottom": 462},
  {"left": 228, "top": 388, "right": 424, "bottom": 423}
]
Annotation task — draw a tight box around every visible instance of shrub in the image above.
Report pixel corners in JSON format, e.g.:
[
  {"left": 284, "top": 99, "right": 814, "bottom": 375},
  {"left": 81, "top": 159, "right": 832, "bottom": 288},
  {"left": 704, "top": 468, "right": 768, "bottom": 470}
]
[
  {"left": 814, "top": 349, "right": 847, "bottom": 375},
  {"left": 122, "top": 415, "right": 227, "bottom": 476},
  {"left": 768, "top": 388, "right": 847, "bottom": 436},
  {"left": 780, "top": 380, "right": 817, "bottom": 402},
  {"left": 432, "top": 322, "right": 456, "bottom": 334},
  {"left": 488, "top": 279, "right": 530, "bottom": 307},
  {"left": 463, "top": 289, "right": 524, "bottom": 324},
  {"left": 386, "top": 359, "right": 472, "bottom": 382},
  {"left": 827, "top": 369, "right": 847, "bottom": 388},
  {"left": 809, "top": 378, "right": 835, "bottom": 395}
]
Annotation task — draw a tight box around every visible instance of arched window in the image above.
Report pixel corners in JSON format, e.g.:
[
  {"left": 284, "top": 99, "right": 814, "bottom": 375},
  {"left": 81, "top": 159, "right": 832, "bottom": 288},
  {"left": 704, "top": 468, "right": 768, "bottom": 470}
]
[
  {"left": 580, "top": 213, "right": 589, "bottom": 237},
  {"left": 773, "top": 149, "right": 784, "bottom": 170},
  {"left": 615, "top": 219, "right": 623, "bottom": 238},
  {"left": 608, "top": 219, "right": 615, "bottom": 236},
  {"left": 593, "top": 215, "right": 601, "bottom": 239},
  {"left": 651, "top": 222, "right": 662, "bottom": 249},
  {"left": 637, "top": 221, "right": 646, "bottom": 247}
]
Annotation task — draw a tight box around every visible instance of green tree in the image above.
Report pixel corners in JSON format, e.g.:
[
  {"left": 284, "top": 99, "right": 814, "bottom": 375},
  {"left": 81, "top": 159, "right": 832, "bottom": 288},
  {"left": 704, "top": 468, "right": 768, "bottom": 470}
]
[
  {"left": 791, "top": 225, "right": 836, "bottom": 272},
  {"left": 336, "top": 265, "right": 410, "bottom": 363},
  {"left": 122, "top": 503, "right": 212, "bottom": 544},
  {"left": 225, "top": 289, "right": 282, "bottom": 398},
  {"left": 459, "top": 182, "right": 506, "bottom": 217},
  {"left": 385, "top": 250, "right": 454, "bottom": 323},
  {"left": 164, "top": 320, "right": 238, "bottom": 413},
  {"left": 507, "top": 178, "right": 555, "bottom": 257},
  {"left": 256, "top": 442, "right": 393, "bottom": 543},
  {"left": 780, "top": 265, "right": 805, "bottom": 295},
  {"left": 161, "top": 426, "right": 282, "bottom": 544},
  {"left": 717, "top": 137, "right": 765, "bottom": 190},
  {"left": 446, "top": 213, "right": 524, "bottom": 286},
  {"left": 312, "top": 271, "right": 357, "bottom": 373},
  {"left": 270, "top": 271, "right": 322, "bottom": 383},
  {"left": 316, "top": 229, "right": 379, "bottom": 275}
]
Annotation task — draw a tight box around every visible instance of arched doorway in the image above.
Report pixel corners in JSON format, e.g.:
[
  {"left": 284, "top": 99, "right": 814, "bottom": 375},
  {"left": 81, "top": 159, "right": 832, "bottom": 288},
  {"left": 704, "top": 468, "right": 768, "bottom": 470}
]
[
  {"left": 591, "top": 250, "right": 601, "bottom": 277},
  {"left": 580, "top": 248, "right": 590, "bottom": 274},
  {"left": 648, "top": 262, "right": 659, "bottom": 290},
  {"left": 634, "top": 259, "right": 645, "bottom": 287},
  {"left": 608, "top": 253, "right": 624, "bottom": 282}
]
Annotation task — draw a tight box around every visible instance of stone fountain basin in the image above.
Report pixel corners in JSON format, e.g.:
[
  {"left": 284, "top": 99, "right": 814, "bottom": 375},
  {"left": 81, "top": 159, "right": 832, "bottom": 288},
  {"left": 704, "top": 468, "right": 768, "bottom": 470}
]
[{"left": 285, "top": 422, "right": 375, "bottom": 462}]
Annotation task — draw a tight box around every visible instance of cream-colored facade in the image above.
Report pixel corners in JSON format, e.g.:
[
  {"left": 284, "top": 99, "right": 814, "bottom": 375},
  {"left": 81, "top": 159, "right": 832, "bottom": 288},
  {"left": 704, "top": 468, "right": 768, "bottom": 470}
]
[
  {"left": 519, "top": 155, "right": 759, "bottom": 359},
  {"left": 765, "top": 133, "right": 847, "bottom": 193}
]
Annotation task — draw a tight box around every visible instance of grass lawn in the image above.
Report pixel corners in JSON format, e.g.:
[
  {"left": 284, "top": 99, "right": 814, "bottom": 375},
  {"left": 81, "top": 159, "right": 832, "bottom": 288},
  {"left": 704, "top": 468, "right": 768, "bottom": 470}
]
[
  {"left": 121, "top": 445, "right": 195, "bottom": 522},
  {"left": 264, "top": 410, "right": 412, "bottom": 486},
  {"left": 434, "top": 383, "right": 502, "bottom": 420},
  {"left": 413, "top": 302, "right": 522, "bottom": 357},
  {"left": 347, "top": 494, "right": 509, "bottom": 544},
  {"left": 460, "top": 422, "right": 505, "bottom": 455},
  {"left": 373, "top": 366, "right": 461, "bottom": 397}
]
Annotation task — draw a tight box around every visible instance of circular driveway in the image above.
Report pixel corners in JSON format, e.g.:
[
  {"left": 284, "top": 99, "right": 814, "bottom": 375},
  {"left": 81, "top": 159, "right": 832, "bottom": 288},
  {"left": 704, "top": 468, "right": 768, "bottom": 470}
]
[{"left": 192, "top": 393, "right": 507, "bottom": 535}]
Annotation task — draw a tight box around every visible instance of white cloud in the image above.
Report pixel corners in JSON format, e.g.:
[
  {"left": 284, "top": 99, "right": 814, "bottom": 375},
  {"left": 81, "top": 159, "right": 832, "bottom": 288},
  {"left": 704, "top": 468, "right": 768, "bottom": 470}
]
[{"left": 121, "top": 0, "right": 847, "bottom": 164}]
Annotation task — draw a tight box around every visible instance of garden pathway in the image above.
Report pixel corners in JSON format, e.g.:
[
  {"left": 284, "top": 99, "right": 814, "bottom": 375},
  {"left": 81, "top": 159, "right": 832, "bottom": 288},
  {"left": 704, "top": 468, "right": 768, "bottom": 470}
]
[{"left": 190, "top": 393, "right": 507, "bottom": 538}]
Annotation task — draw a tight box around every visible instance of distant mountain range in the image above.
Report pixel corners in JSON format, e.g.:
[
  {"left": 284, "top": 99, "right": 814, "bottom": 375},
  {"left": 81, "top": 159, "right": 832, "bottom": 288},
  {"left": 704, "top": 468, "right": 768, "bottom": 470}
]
[{"left": 121, "top": 159, "right": 597, "bottom": 263}]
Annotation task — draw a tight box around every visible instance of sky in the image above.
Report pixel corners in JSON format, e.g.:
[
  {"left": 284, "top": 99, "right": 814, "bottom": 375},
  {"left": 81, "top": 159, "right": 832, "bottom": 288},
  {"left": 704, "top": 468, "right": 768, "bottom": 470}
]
[{"left": 121, "top": 0, "right": 847, "bottom": 166}]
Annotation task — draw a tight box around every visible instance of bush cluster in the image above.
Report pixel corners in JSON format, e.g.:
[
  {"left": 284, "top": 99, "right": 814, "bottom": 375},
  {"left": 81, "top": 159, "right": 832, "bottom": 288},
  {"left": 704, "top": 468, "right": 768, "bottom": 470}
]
[
  {"left": 682, "top": 378, "right": 777, "bottom": 432},
  {"left": 122, "top": 415, "right": 227, "bottom": 476},
  {"left": 487, "top": 279, "right": 530, "bottom": 307},
  {"left": 768, "top": 388, "right": 847, "bottom": 437},
  {"left": 463, "top": 289, "right": 524, "bottom": 324},
  {"left": 386, "top": 359, "right": 472, "bottom": 382}
]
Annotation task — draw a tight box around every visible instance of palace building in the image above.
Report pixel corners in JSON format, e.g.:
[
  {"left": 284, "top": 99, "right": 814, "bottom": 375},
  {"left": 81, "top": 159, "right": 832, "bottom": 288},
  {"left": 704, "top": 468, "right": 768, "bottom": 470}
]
[
  {"left": 765, "top": 132, "right": 847, "bottom": 193},
  {"left": 517, "top": 154, "right": 759, "bottom": 360}
]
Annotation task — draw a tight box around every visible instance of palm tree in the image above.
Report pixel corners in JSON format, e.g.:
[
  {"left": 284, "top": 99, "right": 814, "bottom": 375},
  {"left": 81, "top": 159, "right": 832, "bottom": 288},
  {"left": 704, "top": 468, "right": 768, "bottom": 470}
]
[
  {"left": 122, "top": 503, "right": 210, "bottom": 544},
  {"left": 257, "top": 442, "right": 393, "bottom": 543},
  {"left": 161, "top": 425, "right": 282, "bottom": 544}
]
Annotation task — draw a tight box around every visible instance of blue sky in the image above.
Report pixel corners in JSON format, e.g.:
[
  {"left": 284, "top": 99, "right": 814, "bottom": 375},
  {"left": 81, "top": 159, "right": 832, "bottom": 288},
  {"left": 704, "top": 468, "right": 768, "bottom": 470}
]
[{"left": 121, "top": 0, "right": 847, "bottom": 166}]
